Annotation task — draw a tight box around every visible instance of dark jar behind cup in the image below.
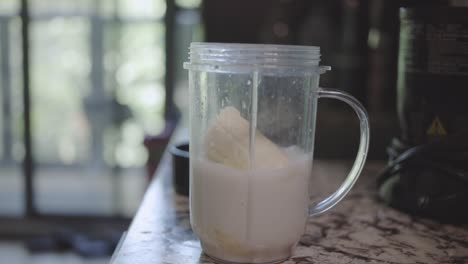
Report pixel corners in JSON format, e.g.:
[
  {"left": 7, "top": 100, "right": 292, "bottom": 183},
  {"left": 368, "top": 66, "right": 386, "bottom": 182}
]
[
  {"left": 397, "top": 4, "right": 468, "bottom": 145},
  {"left": 379, "top": 3, "right": 468, "bottom": 223}
]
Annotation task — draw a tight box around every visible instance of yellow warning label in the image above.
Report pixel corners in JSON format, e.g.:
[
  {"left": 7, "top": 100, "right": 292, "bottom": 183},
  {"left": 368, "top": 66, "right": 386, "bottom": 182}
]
[{"left": 426, "top": 116, "right": 447, "bottom": 136}]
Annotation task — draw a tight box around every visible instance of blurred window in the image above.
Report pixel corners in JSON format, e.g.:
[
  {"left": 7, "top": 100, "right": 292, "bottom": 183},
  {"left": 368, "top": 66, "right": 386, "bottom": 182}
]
[{"left": 0, "top": 0, "right": 168, "bottom": 217}]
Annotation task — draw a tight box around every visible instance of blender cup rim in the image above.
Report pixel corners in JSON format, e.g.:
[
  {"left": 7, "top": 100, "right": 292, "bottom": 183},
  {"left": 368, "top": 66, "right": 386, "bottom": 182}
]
[
  {"left": 184, "top": 42, "right": 329, "bottom": 74},
  {"left": 183, "top": 63, "right": 331, "bottom": 75},
  {"left": 189, "top": 42, "right": 321, "bottom": 52}
]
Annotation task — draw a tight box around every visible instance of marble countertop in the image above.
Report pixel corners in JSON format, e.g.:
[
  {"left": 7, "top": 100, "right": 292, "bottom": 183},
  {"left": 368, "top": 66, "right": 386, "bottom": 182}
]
[{"left": 112, "top": 152, "right": 468, "bottom": 264}]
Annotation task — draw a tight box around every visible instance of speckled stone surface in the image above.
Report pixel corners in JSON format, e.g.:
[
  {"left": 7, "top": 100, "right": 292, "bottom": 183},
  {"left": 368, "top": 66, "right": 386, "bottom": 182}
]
[{"left": 113, "top": 154, "right": 468, "bottom": 264}]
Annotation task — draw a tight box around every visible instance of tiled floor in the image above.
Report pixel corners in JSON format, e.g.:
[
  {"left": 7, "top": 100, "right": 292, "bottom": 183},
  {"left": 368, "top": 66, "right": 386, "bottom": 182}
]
[{"left": 0, "top": 242, "right": 109, "bottom": 264}]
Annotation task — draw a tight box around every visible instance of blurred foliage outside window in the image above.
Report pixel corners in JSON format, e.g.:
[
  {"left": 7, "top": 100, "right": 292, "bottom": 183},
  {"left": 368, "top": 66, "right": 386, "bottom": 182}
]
[{"left": 0, "top": 0, "right": 168, "bottom": 168}]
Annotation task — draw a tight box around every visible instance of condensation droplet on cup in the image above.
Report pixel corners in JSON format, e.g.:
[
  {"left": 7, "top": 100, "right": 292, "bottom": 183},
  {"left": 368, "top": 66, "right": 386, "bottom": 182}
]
[
  {"left": 242, "top": 101, "right": 247, "bottom": 110},
  {"left": 247, "top": 80, "right": 252, "bottom": 85}
]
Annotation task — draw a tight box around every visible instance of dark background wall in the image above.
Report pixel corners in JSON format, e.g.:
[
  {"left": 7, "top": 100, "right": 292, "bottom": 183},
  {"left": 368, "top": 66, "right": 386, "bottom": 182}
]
[{"left": 196, "top": 0, "right": 400, "bottom": 160}]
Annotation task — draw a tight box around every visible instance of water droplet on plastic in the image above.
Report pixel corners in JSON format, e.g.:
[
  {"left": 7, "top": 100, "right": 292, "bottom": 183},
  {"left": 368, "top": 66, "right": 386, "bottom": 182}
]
[{"left": 247, "top": 80, "right": 252, "bottom": 85}]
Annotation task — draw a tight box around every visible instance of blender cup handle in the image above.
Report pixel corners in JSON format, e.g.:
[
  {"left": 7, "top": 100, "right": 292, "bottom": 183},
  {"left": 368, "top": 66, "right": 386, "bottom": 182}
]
[{"left": 309, "top": 88, "right": 370, "bottom": 216}]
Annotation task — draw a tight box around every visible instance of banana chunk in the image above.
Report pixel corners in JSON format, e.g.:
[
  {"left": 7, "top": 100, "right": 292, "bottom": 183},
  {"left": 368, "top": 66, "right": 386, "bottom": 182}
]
[{"left": 204, "top": 106, "right": 289, "bottom": 170}]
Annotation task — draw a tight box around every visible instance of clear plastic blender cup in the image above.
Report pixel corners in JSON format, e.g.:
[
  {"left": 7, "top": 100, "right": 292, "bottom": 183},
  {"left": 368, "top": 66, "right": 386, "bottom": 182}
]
[{"left": 184, "top": 42, "right": 370, "bottom": 264}]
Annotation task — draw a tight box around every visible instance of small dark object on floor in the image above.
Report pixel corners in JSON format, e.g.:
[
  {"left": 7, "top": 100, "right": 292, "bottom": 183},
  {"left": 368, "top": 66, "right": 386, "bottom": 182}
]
[
  {"left": 26, "top": 229, "right": 120, "bottom": 257},
  {"left": 26, "top": 236, "right": 66, "bottom": 252},
  {"left": 71, "top": 235, "right": 114, "bottom": 257}
]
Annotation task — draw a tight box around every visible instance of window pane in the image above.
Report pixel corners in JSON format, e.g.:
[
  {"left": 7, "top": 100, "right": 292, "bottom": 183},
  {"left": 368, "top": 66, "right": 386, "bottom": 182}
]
[
  {"left": 115, "top": 23, "right": 165, "bottom": 134},
  {"left": 0, "top": 15, "right": 24, "bottom": 216},
  {"left": 175, "top": 0, "right": 202, "bottom": 9},
  {"left": 0, "top": 0, "right": 19, "bottom": 14},
  {"left": 99, "top": 0, "right": 117, "bottom": 17},
  {"left": 30, "top": 0, "right": 93, "bottom": 15},
  {"left": 30, "top": 2, "right": 163, "bottom": 217},
  {"left": 117, "top": 0, "right": 166, "bottom": 19},
  {"left": 9, "top": 18, "right": 24, "bottom": 164},
  {"left": 31, "top": 18, "right": 91, "bottom": 164},
  {"left": 0, "top": 27, "right": 3, "bottom": 159},
  {"left": 103, "top": 21, "right": 165, "bottom": 170}
]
